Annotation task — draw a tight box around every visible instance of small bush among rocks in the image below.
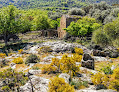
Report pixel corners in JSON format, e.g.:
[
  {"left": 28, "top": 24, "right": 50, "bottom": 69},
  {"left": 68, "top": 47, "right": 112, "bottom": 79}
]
[
  {"left": 25, "top": 54, "right": 39, "bottom": 64},
  {"left": 41, "top": 64, "right": 57, "bottom": 74},
  {"left": 38, "top": 46, "right": 53, "bottom": 54},
  {"left": 0, "top": 68, "right": 28, "bottom": 92}
]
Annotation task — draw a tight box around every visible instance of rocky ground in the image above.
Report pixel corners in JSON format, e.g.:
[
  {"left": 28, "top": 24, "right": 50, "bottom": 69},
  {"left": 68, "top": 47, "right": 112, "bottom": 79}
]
[{"left": 0, "top": 38, "right": 119, "bottom": 92}]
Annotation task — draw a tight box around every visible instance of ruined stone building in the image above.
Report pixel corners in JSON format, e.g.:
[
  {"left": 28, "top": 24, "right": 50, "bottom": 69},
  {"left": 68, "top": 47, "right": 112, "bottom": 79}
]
[
  {"left": 58, "top": 15, "right": 81, "bottom": 38},
  {"left": 40, "top": 29, "right": 58, "bottom": 37}
]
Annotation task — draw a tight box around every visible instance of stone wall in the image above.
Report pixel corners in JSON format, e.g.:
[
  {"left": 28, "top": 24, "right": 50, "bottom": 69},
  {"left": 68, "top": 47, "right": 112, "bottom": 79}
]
[
  {"left": 58, "top": 15, "right": 81, "bottom": 39},
  {"left": 58, "top": 15, "right": 67, "bottom": 38},
  {"left": 41, "top": 29, "right": 58, "bottom": 37}
]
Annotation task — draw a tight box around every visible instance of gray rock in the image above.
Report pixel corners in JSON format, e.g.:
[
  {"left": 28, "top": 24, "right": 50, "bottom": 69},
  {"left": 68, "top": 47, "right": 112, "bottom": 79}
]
[
  {"left": 29, "top": 70, "right": 42, "bottom": 75},
  {"left": 109, "top": 53, "right": 118, "bottom": 58},
  {"left": 93, "top": 56, "right": 108, "bottom": 62},
  {"left": 39, "top": 41, "right": 91, "bottom": 54},
  {"left": 111, "top": 65, "right": 116, "bottom": 71},
  {"left": 0, "top": 81, "right": 3, "bottom": 87},
  {"left": 10, "top": 63, "right": 16, "bottom": 69},
  {"left": 81, "top": 60, "right": 94, "bottom": 70},
  {"left": 77, "top": 89, "right": 116, "bottom": 92},
  {"left": 109, "top": 59, "right": 113, "bottom": 63},
  {"left": 83, "top": 54, "right": 94, "bottom": 61},
  {"left": 29, "top": 45, "right": 39, "bottom": 54},
  {"left": 59, "top": 73, "right": 70, "bottom": 83},
  {"left": 20, "top": 75, "right": 49, "bottom": 92},
  {"left": 10, "top": 63, "right": 16, "bottom": 67},
  {"left": 91, "top": 50, "right": 107, "bottom": 57}
]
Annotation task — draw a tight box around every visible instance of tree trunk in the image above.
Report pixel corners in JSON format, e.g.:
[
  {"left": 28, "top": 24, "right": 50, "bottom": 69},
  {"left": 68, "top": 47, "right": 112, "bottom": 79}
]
[{"left": 4, "top": 34, "right": 8, "bottom": 46}]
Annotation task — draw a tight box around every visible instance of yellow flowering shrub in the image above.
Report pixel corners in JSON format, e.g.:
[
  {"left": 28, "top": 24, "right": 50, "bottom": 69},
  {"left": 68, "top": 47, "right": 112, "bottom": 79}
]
[
  {"left": 18, "top": 49, "right": 23, "bottom": 54},
  {"left": 0, "top": 53, "right": 6, "bottom": 58},
  {"left": 74, "top": 47, "right": 83, "bottom": 55},
  {"left": 48, "top": 77, "right": 75, "bottom": 92},
  {"left": 60, "top": 54, "right": 79, "bottom": 76},
  {"left": 109, "top": 67, "right": 119, "bottom": 91},
  {"left": 51, "top": 58, "right": 60, "bottom": 71},
  {"left": 12, "top": 57, "right": 23, "bottom": 64},
  {"left": 38, "top": 46, "right": 52, "bottom": 54},
  {"left": 117, "top": 48, "right": 119, "bottom": 52},
  {"left": 41, "top": 64, "right": 57, "bottom": 74},
  {"left": 91, "top": 72, "right": 109, "bottom": 87},
  {"left": 72, "top": 53, "right": 82, "bottom": 62}
]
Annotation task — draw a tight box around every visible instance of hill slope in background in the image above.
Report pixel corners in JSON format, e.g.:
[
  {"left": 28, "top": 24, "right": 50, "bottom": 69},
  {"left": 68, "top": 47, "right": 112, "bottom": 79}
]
[{"left": 0, "top": 0, "right": 119, "bottom": 9}]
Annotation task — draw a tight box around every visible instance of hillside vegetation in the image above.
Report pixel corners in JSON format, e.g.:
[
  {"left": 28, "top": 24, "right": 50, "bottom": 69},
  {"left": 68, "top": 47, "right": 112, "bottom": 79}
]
[{"left": 0, "top": 0, "right": 119, "bottom": 9}]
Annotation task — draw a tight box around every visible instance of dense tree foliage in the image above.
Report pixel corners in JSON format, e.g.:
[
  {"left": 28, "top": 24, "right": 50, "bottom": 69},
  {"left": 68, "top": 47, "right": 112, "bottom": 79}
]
[
  {"left": 92, "top": 15, "right": 119, "bottom": 47},
  {"left": 0, "top": 5, "right": 60, "bottom": 45},
  {"left": 0, "top": 5, "right": 22, "bottom": 45},
  {"left": 0, "top": 0, "right": 119, "bottom": 9},
  {"left": 68, "top": 2, "right": 119, "bottom": 24},
  {"left": 64, "top": 17, "right": 100, "bottom": 37}
]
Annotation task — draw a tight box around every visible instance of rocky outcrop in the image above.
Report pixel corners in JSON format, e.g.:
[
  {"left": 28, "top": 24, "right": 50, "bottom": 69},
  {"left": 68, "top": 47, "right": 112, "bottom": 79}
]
[
  {"left": 20, "top": 75, "right": 49, "bottom": 92},
  {"left": 39, "top": 41, "right": 91, "bottom": 54},
  {"left": 91, "top": 50, "right": 107, "bottom": 57},
  {"left": 77, "top": 89, "right": 116, "bottom": 92},
  {"left": 91, "top": 49, "right": 119, "bottom": 58}
]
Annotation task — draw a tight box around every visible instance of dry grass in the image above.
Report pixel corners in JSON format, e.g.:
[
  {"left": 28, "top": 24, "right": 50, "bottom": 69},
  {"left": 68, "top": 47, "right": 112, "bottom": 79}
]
[
  {"left": 32, "top": 64, "right": 47, "bottom": 69},
  {"left": 15, "top": 64, "right": 29, "bottom": 72},
  {"left": 0, "top": 66, "right": 10, "bottom": 71},
  {"left": 95, "top": 57, "right": 119, "bottom": 71}
]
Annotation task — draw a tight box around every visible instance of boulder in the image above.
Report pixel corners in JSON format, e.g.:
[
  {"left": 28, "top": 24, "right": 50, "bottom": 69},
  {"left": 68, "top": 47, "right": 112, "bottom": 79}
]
[
  {"left": 82, "top": 54, "right": 94, "bottom": 70},
  {"left": 83, "top": 54, "right": 94, "bottom": 61},
  {"left": 59, "top": 73, "right": 70, "bottom": 83},
  {"left": 88, "top": 44, "right": 103, "bottom": 50},
  {"left": 91, "top": 50, "right": 107, "bottom": 57},
  {"left": 81, "top": 60, "right": 94, "bottom": 70},
  {"left": 29, "top": 70, "right": 42, "bottom": 75}
]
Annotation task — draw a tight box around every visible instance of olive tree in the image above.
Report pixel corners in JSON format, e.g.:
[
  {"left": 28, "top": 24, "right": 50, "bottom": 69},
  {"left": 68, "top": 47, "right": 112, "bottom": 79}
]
[{"left": 0, "top": 5, "right": 22, "bottom": 45}]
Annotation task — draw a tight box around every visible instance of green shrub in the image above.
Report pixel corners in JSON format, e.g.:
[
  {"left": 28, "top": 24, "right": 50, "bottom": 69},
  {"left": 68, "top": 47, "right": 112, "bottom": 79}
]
[
  {"left": 68, "top": 8, "right": 85, "bottom": 16},
  {"left": 25, "top": 54, "right": 39, "bottom": 64},
  {"left": 110, "top": 8, "right": 119, "bottom": 17},
  {"left": 70, "top": 80, "right": 88, "bottom": 89},
  {"left": 92, "top": 28, "right": 110, "bottom": 46},
  {"left": 32, "top": 66, "right": 39, "bottom": 70},
  {"left": 101, "top": 65, "right": 113, "bottom": 75},
  {"left": 0, "top": 59, "right": 8, "bottom": 68},
  {"left": 2, "top": 86, "right": 10, "bottom": 91}
]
